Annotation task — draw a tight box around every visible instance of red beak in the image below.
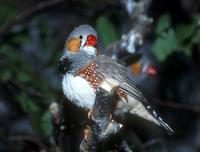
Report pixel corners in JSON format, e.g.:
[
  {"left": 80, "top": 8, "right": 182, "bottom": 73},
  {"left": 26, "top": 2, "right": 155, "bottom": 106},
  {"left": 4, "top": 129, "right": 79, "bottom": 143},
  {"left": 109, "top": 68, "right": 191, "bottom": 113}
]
[
  {"left": 146, "top": 64, "right": 157, "bottom": 75},
  {"left": 85, "top": 35, "right": 97, "bottom": 46}
]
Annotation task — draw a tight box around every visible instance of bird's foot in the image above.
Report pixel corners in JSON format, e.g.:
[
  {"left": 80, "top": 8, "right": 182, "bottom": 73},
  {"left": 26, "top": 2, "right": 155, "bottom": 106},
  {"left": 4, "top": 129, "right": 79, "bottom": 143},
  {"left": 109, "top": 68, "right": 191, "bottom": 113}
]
[
  {"left": 83, "top": 125, "right": 90, "bottom": 141},
  {"left": 87, "top": 109, "right": 93, "bottom": 119},
  {"left": 109, "top": 113, "right": 112, "bottom": 119}
]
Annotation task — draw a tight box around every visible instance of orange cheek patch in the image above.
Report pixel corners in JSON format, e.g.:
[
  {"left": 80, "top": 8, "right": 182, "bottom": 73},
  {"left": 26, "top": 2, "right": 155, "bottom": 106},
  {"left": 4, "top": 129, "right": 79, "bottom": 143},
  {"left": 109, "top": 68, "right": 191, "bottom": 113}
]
[
  {"left": 65, "top": 38, "right": 81, "bottom": 52},
  {"left": 131, "top": 63, "right": 142, "bottom": 76}
]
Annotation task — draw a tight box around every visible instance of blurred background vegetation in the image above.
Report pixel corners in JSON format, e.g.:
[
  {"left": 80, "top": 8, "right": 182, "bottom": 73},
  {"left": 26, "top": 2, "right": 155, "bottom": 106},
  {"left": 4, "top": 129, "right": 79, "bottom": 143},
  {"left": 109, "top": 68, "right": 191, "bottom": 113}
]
[{"left": 0, "top": 0, "right": 200, "bottom": 151}]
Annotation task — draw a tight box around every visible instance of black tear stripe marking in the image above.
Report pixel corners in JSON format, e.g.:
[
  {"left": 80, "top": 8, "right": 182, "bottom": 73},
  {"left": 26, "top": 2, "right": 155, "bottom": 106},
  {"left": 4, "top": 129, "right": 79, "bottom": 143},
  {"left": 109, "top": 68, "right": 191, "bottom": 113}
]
[{"left": 58, "top": 58, "right": 73, "bottom": 75}]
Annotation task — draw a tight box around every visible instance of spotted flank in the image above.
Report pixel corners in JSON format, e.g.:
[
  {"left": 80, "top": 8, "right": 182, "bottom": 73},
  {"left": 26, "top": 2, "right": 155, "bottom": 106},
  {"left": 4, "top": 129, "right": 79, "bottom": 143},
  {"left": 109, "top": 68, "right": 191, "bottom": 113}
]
[
  {"left": 76, "top": 63, "right": 102, "bottom": 89},
  {"left": 116, "top": 88, "right": 128, "bottom": 101}
]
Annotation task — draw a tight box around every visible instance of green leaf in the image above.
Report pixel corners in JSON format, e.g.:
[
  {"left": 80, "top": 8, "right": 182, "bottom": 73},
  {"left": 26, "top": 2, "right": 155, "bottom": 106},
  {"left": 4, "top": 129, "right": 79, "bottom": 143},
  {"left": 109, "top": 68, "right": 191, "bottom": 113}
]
[
  {"left": 153, "top": 30, "right": 178, "bottom": 61},
  {"left": 192, "top": 14, "right": 200, "bottom": 23},
  {"left": 176, "top": 24, "right": 195, "bottom": 44},
  {"left": 181, "top": 47, "right": 192, "bottom": 57},
  {"left": 0, "top": 45, "right": 20, "bottom": 63},
  {"left": 12, "top": 34, "right": 32, "bottom": 44},
  {"left": 1, "top": 70, "right": 12, "bottom": 81},
  {"left": 96, "top": 16, "right": 117, "bottom": 46},
  {"left": 17, "top": 93, "right": 39, "bottom": 113},
  {"left": 40, "top": 111, "right": 53, "bottom": 136},
  {"left": 0, "top": 4, "right": 18, "bottom": 26},
  {"left": 155, "top": 14, "right": 171, "bottom": 35},
  {"left": 191, "top": 29, "right": 200, "bottom": 44},
  {"left": 17, "top": 72, "right": 31, "bottom": 83}
]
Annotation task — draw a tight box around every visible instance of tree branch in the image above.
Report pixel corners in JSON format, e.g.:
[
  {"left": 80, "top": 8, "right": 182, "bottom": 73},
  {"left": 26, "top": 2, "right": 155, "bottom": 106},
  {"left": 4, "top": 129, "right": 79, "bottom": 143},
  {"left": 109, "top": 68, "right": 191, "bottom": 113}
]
[
  {"left": 0, "top": 0, "right": 65, "bottom": 38},
  {"left": 153, "top": 98, "right": 200, "bottom": 113},
  {"left": 80, "top": 87, "right": 123, "bottom": 151},
  {"left": 9, "top": 135, "right": 50, "bottom": 152}
]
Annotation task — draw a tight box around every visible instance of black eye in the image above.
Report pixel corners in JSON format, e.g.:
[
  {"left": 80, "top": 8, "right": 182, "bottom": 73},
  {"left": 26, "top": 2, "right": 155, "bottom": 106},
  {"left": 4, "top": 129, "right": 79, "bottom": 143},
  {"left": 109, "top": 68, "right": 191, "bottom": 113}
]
[{"left": 79, "top": 35, "right": 83, "bottom": 39}]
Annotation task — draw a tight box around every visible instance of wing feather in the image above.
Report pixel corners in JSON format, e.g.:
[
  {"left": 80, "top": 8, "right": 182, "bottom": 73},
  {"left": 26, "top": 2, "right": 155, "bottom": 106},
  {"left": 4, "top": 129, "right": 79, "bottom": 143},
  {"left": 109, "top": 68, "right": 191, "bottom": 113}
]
[{"left": 95, "top": 55, "right": 173, "bottom": 134}]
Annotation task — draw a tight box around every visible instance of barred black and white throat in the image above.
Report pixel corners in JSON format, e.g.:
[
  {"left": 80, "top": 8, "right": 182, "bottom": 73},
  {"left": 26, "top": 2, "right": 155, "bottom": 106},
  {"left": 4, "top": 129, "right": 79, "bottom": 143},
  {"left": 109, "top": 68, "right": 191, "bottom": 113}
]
[{"left": 59, "top": 24, "right": 174, "bottom": 134}]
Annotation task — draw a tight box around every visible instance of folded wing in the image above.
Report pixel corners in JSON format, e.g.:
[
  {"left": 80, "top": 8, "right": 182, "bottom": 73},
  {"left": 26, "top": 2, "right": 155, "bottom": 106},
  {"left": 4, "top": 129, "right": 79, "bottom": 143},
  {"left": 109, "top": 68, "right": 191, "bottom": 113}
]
[{"left": 95, "top": 55, "right": 174, "bottom": 134}]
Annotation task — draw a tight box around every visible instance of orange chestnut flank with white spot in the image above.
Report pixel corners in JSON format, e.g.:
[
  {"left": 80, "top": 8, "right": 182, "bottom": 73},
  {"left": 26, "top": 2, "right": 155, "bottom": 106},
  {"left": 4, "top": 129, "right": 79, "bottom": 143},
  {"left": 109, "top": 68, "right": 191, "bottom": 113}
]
[
  {"left": 60, "top": 24, "right": 174, "bottom": 134},
  {"left": 77, "top": 63, "right": 101, "bottom": 90}
]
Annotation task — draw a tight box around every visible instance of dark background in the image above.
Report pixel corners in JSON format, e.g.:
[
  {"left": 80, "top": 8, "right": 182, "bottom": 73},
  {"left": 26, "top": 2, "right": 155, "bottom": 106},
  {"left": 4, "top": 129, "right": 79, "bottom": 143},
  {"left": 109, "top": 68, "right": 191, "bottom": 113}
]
[{"left": 0, "top": 0, "right": 200, "bottom": 151}]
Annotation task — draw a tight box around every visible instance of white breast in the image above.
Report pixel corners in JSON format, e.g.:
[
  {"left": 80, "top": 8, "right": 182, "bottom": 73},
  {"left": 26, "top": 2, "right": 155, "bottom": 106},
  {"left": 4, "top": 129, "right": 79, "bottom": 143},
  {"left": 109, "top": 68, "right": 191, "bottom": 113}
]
[{"left": 62, "top": 74, "right": 95, "bottom": 109}]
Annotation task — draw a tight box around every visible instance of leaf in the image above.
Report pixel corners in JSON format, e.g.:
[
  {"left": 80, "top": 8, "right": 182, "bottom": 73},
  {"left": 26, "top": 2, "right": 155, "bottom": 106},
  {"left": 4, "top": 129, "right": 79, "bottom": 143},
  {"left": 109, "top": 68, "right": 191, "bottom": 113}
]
[
  {"left": 153, "top": 30, "right": 178, "bottom": 61},
  {"left": 0, "top": 4, "right": 18, "bottom": 26},
  {"left": 176, "top": 24, "right": 195, "bottom": 44},
  {"left": 12, "top": 34, "right": 32, "bottom": 44},
  {"left": 96, "top": 16, "right": 117, "bottom": 46},
  {"left": 191, "top": 29, "right": 200, "bottom": 44},
  {"left": 1, "top": 71, "right": 12, "bottom": 81},
  {"left": 155, "top": 14, "right": 171, "bottom": 35},
  {"left": 40, "top": 111, "right": 53, "bottom": 136},
  {"left": 192, "top": 14, "right": 200, "bottom": 23},
  {"left": 17, "top": 93, "right": 39, "bottom": 113},
  {"left": 17, "top": 72, "right": 31, "bottom": 83}
]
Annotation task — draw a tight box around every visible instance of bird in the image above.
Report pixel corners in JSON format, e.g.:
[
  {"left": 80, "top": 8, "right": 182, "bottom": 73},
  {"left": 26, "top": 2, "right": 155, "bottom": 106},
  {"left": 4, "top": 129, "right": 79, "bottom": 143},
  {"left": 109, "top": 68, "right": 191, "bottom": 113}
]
[
  {"left": 59, "top": 24, "right": 173, "bottom": 134},
  {"left": 129, "top": 56, "right": 157, "bottom": 81}
]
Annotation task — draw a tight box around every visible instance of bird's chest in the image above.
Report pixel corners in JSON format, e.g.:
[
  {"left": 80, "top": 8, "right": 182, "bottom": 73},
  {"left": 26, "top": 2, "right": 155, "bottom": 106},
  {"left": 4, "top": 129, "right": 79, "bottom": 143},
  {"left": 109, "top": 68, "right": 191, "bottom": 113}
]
[
  {"left": 62, "top": 63, "right": 127, "bottom": 109},
  {"left": 62, "top": 63, "right": 102, "bottom": 109}
]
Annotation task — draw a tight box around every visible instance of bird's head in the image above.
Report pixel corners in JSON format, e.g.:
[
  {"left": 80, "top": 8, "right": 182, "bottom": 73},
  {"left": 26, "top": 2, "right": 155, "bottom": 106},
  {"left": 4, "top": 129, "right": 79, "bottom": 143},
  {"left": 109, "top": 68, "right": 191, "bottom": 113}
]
[
  {"left": 65, "top": 24, "right": 98, "bottom": 56},
  {"left": 59, "top": 25, "right": 97, "bottom": 74}
]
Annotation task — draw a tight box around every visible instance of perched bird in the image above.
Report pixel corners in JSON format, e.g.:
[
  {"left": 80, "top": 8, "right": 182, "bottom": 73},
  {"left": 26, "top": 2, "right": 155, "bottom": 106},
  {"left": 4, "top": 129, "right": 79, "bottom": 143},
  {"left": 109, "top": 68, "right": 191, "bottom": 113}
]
[
  {"left": 129, "top": 55, "right": 157, "bottom": 82},
  {"left": 59, "top": 24, "right": 173, "bottom": 134}
]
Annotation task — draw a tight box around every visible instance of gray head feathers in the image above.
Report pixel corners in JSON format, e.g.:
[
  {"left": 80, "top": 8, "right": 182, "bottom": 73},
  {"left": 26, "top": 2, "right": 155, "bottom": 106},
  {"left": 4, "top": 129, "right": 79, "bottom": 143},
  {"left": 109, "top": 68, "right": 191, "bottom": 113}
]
[{"left": 68, "top": 24, "right": 97, "bottom": 40}]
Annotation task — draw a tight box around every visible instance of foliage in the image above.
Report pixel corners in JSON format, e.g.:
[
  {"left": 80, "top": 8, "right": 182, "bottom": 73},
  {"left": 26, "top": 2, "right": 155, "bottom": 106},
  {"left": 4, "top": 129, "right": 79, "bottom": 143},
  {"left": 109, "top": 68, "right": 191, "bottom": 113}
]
[
  {"left": 153, "top": 14, "right": 200, "bottom": 61},
  {"left": 96, "top": 16, "right": 118, "bottom": 47},
  {"left": 0, "top": 4, "right": 19, "bottom": 27},
  {"left": 0, "top": 43, "right": 55, "bottom": 136}
]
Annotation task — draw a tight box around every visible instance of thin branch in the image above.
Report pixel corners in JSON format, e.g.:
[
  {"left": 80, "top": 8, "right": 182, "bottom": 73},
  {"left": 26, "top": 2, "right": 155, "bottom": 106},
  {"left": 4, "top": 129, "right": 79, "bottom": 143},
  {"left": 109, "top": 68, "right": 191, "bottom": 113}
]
[
  {"left": 153, "top": 98, "right": 200, "bottom": 113},
  {"left": 120, "top": 140, "right": 133, "bottom": 152},
  {"left": 142, "top": 138, "right": 168, "bottom": 152},
  {"left": 0, "top": 0, "right": 65, "bottom": 38},
  {"left": 9, "top": 135, "right": 50, "bottom": 152},
  {"left": 50, "top": 102, "right": 87, "bottom": 131},
  {"left": 192, "top": 0, "right": 200, "bottom": 13}
]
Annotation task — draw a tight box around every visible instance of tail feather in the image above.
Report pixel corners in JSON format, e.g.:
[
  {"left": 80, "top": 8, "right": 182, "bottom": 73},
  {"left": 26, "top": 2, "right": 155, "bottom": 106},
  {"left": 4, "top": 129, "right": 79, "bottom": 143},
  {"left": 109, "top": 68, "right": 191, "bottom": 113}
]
[{"left": 127, "top": 96, "right": 174, "bottom": 134}]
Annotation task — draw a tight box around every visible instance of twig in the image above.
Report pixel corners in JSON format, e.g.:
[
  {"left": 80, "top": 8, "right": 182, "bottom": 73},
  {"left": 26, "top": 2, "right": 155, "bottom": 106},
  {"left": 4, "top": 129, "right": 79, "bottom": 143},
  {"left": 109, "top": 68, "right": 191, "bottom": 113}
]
[
  {"left": 50, "top": 102, "right": 87, "bottom": 131},
  {"left": 192, "top": 0, "right": 200, "bottom": 13},
  {"left": 125, "top": 130, "right": 145, "bottom": 152},
  {"left": 80, "top": 87, "right": 122, "bottom": 151},
  {"left": 120, "top": 140, "right": 133, "bottom": 152},
  {"left": 9, "top": 135, "right": 50, "bottom": 152},
  {"left": 153, "top": 98, "right": 200, "bottom": 113},
  {"left": 142, "top": 138, "right": 168, "bottom": 152},
  {"left": 0, "top": 0, "right": 65, "bottom": 38}
]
